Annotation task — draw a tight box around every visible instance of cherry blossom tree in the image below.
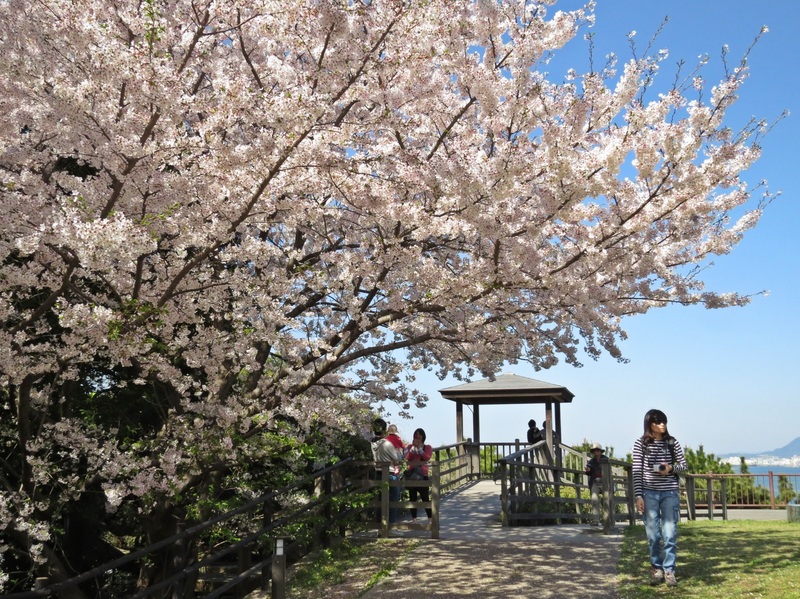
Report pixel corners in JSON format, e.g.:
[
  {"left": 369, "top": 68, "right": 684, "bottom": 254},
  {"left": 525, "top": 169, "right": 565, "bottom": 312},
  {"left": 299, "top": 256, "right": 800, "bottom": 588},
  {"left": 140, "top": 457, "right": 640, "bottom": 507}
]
[{"left": 0, "top": 0, "right": 773, "bottom": 591}]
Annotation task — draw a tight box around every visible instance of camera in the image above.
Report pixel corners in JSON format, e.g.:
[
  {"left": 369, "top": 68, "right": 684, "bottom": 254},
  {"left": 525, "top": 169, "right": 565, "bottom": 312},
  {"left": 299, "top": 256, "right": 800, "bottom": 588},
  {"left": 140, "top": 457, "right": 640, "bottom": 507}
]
[{"left": 653, "top": 464, "right": 667, "bottom": 473}]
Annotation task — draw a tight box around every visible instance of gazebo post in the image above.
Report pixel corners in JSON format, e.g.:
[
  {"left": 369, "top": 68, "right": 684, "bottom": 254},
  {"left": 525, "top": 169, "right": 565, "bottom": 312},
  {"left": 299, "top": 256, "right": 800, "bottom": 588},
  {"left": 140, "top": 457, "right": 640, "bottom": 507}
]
[
  {"left": 554, "top": 402, "right": 563, "bottom": 469},
  {"left": 544, "top": 402, "right": 553, "bottom": 449},
  {"left": 456, "top": 401, "right": 464, "bottom": 443},
  {"left": 555, "top": 403, "right": 562, "bottom": 441},
  {"left": 471, "top": 404, "right": 482, "bottom": 478},
  {"left": 472, "top": 404, "right": 481, "bottom": 445}
]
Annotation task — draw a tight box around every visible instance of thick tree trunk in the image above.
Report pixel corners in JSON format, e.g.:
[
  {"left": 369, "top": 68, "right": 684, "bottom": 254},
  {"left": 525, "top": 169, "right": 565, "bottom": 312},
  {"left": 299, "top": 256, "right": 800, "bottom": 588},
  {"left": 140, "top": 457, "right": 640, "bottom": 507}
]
[{"left": 6, "top": 528, "right": 89, "bottom": 599}]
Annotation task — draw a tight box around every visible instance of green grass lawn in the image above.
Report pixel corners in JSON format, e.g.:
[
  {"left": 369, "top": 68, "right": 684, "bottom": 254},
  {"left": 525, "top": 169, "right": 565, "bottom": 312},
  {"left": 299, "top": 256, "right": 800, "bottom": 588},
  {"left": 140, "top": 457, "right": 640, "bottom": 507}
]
[{"left": 617, "top": 520, "right": 800, "bottom": 598}]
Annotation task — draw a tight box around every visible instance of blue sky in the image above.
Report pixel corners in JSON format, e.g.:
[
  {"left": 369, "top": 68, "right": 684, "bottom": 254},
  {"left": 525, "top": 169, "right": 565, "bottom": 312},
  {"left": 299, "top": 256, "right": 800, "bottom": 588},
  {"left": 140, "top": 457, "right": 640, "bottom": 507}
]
[{"left": 386, "top": 1, "right": 800, "bottom": 457}]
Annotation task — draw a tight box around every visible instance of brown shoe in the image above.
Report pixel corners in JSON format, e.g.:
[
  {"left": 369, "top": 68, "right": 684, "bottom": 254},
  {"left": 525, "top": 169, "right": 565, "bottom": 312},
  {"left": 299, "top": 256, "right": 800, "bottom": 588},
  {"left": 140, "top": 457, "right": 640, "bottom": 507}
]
[{"left": 650, "top": 567, "right": 664, "bottom": 585}]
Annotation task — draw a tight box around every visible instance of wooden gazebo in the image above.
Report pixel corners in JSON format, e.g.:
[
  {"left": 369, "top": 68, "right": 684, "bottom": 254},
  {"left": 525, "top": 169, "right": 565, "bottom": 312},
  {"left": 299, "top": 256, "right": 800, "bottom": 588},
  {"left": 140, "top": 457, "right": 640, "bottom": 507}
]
[{"left": 439, "top": 372, "right": 574, "bottom": 448}]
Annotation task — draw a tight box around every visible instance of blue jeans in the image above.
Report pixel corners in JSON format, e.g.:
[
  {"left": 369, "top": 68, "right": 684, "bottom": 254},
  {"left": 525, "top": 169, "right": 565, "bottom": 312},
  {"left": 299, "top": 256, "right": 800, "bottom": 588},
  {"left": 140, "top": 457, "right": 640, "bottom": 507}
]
[
  {"left": 373, "top": 471, "right": 402, "bottom": 524},
  {"left": 643, "top": 489, "right": 680, "bottom": 572}
]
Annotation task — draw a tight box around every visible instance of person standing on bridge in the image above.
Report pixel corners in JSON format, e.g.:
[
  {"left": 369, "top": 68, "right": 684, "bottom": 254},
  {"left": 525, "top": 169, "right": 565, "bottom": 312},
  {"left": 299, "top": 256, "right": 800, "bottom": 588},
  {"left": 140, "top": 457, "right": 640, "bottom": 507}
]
[
  {"left": 633, "top": 409, "right": 688, "bottom": 588},
  {"left": 404, "top": 428, "right": 434, "bottom": 524},
  {"left": 526, "top": 419, "right": 543, "bottom": 444},
  {"left": 585, "top": 443, "right": 607, "bottom": 526},
  {"left": 371, "top": 419, "right": 404, "bottom": 524}
]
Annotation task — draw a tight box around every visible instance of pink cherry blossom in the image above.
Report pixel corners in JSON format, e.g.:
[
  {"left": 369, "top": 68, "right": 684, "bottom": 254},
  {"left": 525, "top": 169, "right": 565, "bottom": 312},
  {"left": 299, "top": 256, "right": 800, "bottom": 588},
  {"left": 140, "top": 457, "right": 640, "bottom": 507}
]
[{"left": 0, "top": 0, "right": 776, "bottom": 591}]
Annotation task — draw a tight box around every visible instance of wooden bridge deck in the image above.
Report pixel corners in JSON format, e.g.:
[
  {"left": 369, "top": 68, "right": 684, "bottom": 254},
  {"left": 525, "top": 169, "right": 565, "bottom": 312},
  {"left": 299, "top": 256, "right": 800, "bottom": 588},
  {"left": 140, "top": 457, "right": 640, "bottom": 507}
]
[
  {"left": 359, "top": 480, "right": 624, "bottom": 598},
  {"left": 429, "top": 479, "right": 630, "bottom": 542}
]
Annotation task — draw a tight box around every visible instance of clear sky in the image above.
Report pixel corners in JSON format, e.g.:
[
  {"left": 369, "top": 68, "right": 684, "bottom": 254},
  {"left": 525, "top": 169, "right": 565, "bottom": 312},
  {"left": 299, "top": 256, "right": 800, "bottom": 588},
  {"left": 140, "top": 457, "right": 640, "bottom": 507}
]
[{"left": 383, "top": 1, "right": 800, "bottom": 458}]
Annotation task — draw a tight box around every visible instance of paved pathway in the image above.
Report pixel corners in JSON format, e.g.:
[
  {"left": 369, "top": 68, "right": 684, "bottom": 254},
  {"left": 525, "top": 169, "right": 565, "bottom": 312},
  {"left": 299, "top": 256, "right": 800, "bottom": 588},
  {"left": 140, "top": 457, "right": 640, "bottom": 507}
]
[
  {"left": 360, "top": 480, "right": 625, "bottom": 598},
  {"left": 358, "top": 480, "right": 788, "bottom": 598},
  {"left": 247, "top": 480, "right": 788, "bottom": 598}
]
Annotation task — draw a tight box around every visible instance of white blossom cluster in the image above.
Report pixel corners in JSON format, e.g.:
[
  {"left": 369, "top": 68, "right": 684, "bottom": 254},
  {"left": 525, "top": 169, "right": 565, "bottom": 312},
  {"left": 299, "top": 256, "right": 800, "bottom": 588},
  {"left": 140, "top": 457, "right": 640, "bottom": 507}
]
[{"left": 0, "top": 0, "right": 775, "bottom": 589}]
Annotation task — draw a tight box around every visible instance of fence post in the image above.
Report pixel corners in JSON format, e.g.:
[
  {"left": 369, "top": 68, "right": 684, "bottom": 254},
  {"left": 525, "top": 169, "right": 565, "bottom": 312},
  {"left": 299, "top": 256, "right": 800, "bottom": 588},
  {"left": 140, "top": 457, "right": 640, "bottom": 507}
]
[
  {"left": 720, "top": 478, "right": 728, "bottom": 521},
  {"left": 686, "top": 477, "right": 696, "bottom": 521},
  {"left": 554, "top": 443, "right": 563, "bottom": 525},
  {"left": 499, "top": 460, "right": 509, "bottom": 527},
  {"left": 169, "top": 520, "right": 187, "bottom": 599},
  {"left": 788, "top": 500, "right": 800, "bottom": 522},
  {"left": 236, "top": 544, "right": 251, "bottom": 599},
  {"left": 380, "top": 464, "right": 390, "bottom": 538},
  {"left": 261, "top": 502, "right": 275, "bottom": 591},
  {"left": 707, "top": 477, "right": 714, "bottom": 520},
  {"left": 468, "top": 442, "right": 481, "bottom": 479},
  {"left": 526, "top": 449, "right": 534, "bottom": 497},
  {"left": 768, "top": 471, "right": 776, "bottom": 510},
  {"left": 322, "top": 469, "right": 333, "bottom": 548},
  {"left": 625, "top": 465, "right": 635, "bottom": 526},
  {"left": 271, "top": 538, "right": 287, "bottom": 599},
  {"left": 431, "top": 462, "right": 440, "bottom": 539},
  {"left": 601, "top": 459, "right": 614, "bottom": 533}
]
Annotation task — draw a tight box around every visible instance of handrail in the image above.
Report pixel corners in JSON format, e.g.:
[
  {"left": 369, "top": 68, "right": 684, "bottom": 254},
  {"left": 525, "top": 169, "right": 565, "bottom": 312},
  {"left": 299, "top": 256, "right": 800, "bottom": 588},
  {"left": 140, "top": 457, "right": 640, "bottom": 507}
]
[
  {"left": 5, "top": 440, "right": 673, "bottom": 597},
  {"left": 496, "top": 442, "right": 635, "bottom": 531},
  {"left": 6, "top": 459, "right": 361, "bottom": 598},
  {"left": 6, "top": 455, "right": 451, "bottom": 598},
  {"left": 684, "top": 471, "right": 800, "bottom": 519}
]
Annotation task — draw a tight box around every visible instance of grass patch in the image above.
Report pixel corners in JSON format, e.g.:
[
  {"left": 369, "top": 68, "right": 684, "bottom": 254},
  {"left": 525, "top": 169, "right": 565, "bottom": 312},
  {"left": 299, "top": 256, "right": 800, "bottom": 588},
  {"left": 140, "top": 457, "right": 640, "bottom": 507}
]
[
  {"left": 286, "top": 537, "right": 420, "bottom": 598},
  {"left": 618, "top": 520, "right": 800, "bottom": 598}
]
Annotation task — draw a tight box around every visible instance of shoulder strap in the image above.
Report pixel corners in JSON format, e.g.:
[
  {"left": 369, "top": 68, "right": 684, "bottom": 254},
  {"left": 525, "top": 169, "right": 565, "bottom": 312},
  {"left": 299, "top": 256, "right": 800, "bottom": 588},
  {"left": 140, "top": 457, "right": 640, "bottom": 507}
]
[
  {"left": 666, "top": 438, "right": 679, "bottom": 478},
  {"left": 666, "top": 438, "right": 676, "bottom": 461}
]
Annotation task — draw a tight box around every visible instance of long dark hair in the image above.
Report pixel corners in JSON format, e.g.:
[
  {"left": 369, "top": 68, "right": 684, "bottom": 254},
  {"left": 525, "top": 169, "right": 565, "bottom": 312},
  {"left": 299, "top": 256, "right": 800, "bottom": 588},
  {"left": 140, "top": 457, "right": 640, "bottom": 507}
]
[
  {"left": 641, "top": 409, "right": 672, "bottom": 445},
  {"left": 413, "top": 428, "right": 427, "bottom": 443}
]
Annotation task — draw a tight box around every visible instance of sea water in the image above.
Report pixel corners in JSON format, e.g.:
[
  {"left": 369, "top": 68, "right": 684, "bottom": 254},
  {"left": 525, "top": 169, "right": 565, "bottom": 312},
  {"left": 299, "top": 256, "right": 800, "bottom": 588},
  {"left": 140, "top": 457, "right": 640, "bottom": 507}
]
[{"left": 733, "top": 465, "right": 800, "bottom": 476}]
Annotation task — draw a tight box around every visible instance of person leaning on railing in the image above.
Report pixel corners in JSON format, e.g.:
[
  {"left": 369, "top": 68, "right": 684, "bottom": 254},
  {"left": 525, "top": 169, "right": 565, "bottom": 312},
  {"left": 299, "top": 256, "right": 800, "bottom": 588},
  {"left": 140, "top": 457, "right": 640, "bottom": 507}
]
[
  {"left": 585, "top": 443, "right": 606, "bottom": 526},
  {"left": 404, "top": 428, "right": 434, "bottom": 524},
  {"left": 371, "top": 418, "right": 404, "bottom": 524}
]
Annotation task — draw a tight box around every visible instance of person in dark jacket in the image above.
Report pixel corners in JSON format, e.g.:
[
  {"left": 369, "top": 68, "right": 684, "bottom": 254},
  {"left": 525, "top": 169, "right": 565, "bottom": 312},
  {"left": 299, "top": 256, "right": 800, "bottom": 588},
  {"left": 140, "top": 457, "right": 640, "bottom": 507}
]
[
  {"left": 585, "top": 443, "right": 606, "bottom": 525},
  {"left": 526, "top": 419, "right": 543, "bottom": 444}
]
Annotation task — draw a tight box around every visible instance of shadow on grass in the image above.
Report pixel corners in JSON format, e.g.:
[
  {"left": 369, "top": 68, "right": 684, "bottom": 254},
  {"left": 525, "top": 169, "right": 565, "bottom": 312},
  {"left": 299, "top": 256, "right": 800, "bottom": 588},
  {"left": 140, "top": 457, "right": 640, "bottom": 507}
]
[{"left": 618, "top": 521, "right": 800, "bottom": 598}]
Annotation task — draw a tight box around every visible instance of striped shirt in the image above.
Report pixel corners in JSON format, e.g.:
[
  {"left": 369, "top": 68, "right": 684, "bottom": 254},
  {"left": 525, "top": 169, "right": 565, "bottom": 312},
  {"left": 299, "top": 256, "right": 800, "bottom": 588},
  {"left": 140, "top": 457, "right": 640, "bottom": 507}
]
[{"left": 632, "top": 437, "right": 688, "bottom": 498}]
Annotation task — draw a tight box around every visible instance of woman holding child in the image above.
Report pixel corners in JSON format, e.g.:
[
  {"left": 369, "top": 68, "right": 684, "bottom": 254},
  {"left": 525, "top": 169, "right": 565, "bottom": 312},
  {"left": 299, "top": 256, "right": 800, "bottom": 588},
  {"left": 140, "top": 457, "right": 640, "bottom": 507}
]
[{"left": 404, "top": 428, "right": 433, "bottom": 523}]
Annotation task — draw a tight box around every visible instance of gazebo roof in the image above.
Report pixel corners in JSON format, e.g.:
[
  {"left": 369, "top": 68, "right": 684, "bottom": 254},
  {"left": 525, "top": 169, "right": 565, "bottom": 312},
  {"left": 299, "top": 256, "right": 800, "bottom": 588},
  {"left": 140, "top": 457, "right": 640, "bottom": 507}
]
[{"left": 439, "top": 372, "right": 574, "bottom": 406}]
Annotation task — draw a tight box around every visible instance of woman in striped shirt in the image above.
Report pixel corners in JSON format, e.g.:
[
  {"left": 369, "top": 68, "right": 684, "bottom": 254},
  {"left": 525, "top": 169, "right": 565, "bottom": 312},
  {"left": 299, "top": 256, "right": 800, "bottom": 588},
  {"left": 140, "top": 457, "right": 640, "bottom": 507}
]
[{"left": 633, "top": 409, "right": 688, "bottom": 587}]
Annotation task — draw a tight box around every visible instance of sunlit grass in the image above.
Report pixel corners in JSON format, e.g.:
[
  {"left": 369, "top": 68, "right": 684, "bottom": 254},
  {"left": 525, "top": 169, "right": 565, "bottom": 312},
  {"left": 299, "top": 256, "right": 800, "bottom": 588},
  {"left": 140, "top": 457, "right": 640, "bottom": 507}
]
[
  {"left": 286, "top": 538, "right": 420, "bottom": 598},
  {"left": 617, "top": 520, "right": 800, "bottom": 598}
]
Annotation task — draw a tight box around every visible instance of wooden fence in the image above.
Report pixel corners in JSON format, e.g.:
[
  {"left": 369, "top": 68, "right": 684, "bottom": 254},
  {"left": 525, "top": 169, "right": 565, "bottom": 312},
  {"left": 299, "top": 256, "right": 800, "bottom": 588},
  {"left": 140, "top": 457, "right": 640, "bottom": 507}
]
[
  {"left": 6, "top": 457, "right": 447, "bottom": 599},
  {"left": 14, "top": 439, "right": 793, "bottom": 597},
  {"left": 684, "top": 471, "right": 800, "bottom": 519},
  {"left": 494, "top": 440, "right": 635, "bottom": 532}
]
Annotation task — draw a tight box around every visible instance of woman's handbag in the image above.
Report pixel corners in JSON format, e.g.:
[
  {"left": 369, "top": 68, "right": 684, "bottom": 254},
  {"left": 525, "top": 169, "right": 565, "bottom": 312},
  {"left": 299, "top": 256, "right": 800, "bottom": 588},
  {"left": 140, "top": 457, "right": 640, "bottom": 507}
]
[{"left": 406, "top": 465, "right": 425, "bottom": 480}]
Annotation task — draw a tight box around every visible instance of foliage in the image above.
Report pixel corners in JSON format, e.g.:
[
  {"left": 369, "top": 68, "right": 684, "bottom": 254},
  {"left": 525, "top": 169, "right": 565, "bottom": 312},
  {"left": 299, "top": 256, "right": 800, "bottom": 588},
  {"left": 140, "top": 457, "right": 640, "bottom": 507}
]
[
  {"left": 573, "top": 438, "right": 617, "bottom": 458},
  {"left": 618, "top": 520, "right": 800, "bottom": 598},
  {"left": 513, "top": 478, "right": 629, "bottom": 525},
  {"left": 739, "top": 456, "right": 751, "bottom": 475},
  {"left": 684, "top": 445, "right": 734, "bottom": 474},
  {"left": 777, "top": 475, "right": 800, "bottom": 505},
  {"left": 681, "top": 446, "right": 799, "bottom": 507},
  {"left": 0, "top": 0, "right": 776, "bottom": 591},
  {"left": 479, "top": 443, "right": 502, "bottom": 475}
]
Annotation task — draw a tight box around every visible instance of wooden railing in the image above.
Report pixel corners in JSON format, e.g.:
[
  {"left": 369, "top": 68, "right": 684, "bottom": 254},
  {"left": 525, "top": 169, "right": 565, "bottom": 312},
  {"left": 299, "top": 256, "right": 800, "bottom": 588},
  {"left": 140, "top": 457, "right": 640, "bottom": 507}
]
[
  {"left": 7, "top": 459, "right": 370, "bottom": 599},
  {"left": 495, "top": 441, "right": 635, "bottom": 531},
  {"left": 357, "top": 461, "right": 441, "bottom": 539},
  {"left": 12, "top": 439, "right": 699, "bottom": 597},
  {"left": 684, "top": 472, "right": 800, "bottom": 520},
  {"left": 430, "top": 442, "right": 475, "bottom": 492},
  {"left": 7, "top": 456, "right": 448, "bottom": 599}
]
